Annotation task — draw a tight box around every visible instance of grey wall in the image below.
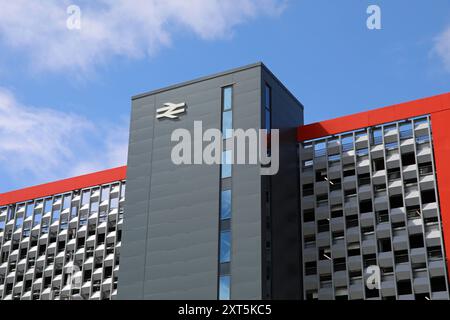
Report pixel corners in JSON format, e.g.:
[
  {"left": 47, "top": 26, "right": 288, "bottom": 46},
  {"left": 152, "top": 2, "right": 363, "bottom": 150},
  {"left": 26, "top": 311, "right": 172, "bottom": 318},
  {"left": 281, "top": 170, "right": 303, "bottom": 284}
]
[
  {"left": 118, "top": 64, "right": 264, "bottom": 300},
  {"left": 261, "top": 67, "right": 304, "bottom": 299}
]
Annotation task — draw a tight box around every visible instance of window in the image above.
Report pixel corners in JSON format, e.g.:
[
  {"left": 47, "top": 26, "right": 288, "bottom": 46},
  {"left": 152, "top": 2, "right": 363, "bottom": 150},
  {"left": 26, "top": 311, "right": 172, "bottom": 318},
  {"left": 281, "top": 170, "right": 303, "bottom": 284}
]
[
  {"left": 331, "top": 205, "right": 343, "bottom": 218},
  {"left": 371, "top": 128, "right": 382, "bottom": 145},
  {"left": 52, "top": 209, "right": 60, "bottom": 223},
  {"left": 356, "top": 148, "right": 369, "bottom": 157},
  {"left": 62, "top": 194, "right": 71, "bottom": 209},
  {"left": 372, "top": 158, "right": 385, "bottom": 171},
  {"left": 342, "top": 135, "right": 354, "bottom": 151},
  {"left": 302, "top": 160, "right": 313, "bottom": 171},
  {"left": 343, "top": 164, "right": 356, "bottom": 177},
  {"left": 385, "top": 142, "right": 398, "bottom": 151},
  {"left": 33, "top": 212, "right": 42, "bottom": 227},
  {"left": 394, "top": 250, "right": 409, "bottom": 264},
  {"left": 44, "top": 199, "right": 52, "bottom": 213},
  {"left": 376, "top": 210, "right": 389, "bottom": 223},
  {"left": 431, "top": 277, "right": 447, "bottom": 292},
  {"left": 401, "top": 152, "right": 416, "bottom": 166},
  {"left": 421, "top": 190, "right": 436, "bottom": 204},
  {"left": 346, "top": 215, "right": 359, "bottom": 228},
  {"left": 25, "top": 202, "right": 34, "bottom": 218},
  {"left": 110, "top": 197, "right": 119, "bottom": 209},
  {"left": 219, "top": 231, "right": 231, "bottom": 263},
  {"left": 222, "top": 111, "right": 233, "bottom": 140},
  {"left": 221, "top": 190, "right": 232, "bottom": 220},
  {"left": 305, "top": 262, "right": 317, "bottom": 275},
  {"left": 409, "top": 234, "right": 424, "bottom": 249},
  {"left": 359, "top": 200, "right": 372, "bottom": 214},
  {"left": 221, "top": 150, "right": 232, "bottom": 179},
  {"left": 334, "top": 258, "right": 346, "bottom": 272},
  {"left": 317, "top": 219, "right": 330, "bottom": 233},
  {"left": 315, "top": 169, "right": 327, "bottom": 182},
  {"left": 389, "top": 195, "right": 404, "bottom": 209},
  {"left": 328, "top": 154, "right": 340, "bottom": 164},
  {"left": 399, "top": 122, "right": 413, "bottom": 140},
  {"left": 378, "top": 239, "right": 392, "bottom": 252},
  {"left": 303, "top": 209, "right": 315, "bottom": 222},
  {"left": 222, "top": 86, "right": 233, "bottom": 139},
  {"left": 419, "top": 162, "right": 433, "bottom": 176},
  {"left": 81, "top": 190, "right": 90, "bottom": 206},
  {"left": 314, "top": 142, "right": 326, "bottom": 158},
  {"left": 397, "top": 280, "right": 412, "bottom": 295},
  {"left": 219, "top": 275, "right": 231, "bottom": 300},
  {"left": 264, "top": 84, "right": 271, "bottom": 133},
  {"left": 358, "top": 173, "right": 371, "bottom": 186},
  {"left": 302, "top": 184, "right": 314, "bottom": 197}
]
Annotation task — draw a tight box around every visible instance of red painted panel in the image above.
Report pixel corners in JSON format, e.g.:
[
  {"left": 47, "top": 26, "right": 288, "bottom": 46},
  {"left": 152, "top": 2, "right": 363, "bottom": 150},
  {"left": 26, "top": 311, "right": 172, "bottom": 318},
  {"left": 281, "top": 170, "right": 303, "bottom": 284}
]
[
  {"left": 0, "top": 166, "right": 127, "bottom": 206},
  {"left": 298, "top": 92, "right": 450, "bottom": 141},
  {"left": 431, "top": 110, "right": 450, "bottom": 274}
]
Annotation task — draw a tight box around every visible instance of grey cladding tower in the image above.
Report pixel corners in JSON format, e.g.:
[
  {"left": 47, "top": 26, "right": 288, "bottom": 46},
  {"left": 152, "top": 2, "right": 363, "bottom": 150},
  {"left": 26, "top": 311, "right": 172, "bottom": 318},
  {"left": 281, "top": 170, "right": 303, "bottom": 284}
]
[{"left": 117, "top": 63, "right": 304, "bottom": 300}]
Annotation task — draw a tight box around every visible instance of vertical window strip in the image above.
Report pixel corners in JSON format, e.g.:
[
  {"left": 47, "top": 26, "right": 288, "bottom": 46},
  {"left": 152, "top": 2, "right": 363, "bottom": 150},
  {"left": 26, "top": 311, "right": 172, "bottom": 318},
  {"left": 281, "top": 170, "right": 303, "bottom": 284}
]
[{"left": 218, "top": 85, "right": 233, "bottom": 300}]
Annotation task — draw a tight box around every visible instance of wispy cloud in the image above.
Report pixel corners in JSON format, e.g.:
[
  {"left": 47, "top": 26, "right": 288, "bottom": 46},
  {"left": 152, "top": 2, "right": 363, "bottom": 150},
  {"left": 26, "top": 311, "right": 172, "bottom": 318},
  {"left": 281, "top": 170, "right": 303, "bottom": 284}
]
[
  {"left": 0, "top": 88, "right": 128, "bottom": 191},
  {"left": 433, "top": 25, "right": 450, "bottom": 72},
  {"left": 0, "top": 0, "right": 285, "bottom": 74}
]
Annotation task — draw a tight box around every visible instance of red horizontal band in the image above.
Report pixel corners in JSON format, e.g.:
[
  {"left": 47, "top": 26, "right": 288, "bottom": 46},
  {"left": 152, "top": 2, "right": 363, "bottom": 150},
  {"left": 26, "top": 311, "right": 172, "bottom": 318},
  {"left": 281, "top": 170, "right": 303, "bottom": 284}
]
[
  {"left": 0, "top": 166, "right": 127, "bottom": 207},
  {"left": 297, "top": 92, "right": 450, "bottom": 142}
]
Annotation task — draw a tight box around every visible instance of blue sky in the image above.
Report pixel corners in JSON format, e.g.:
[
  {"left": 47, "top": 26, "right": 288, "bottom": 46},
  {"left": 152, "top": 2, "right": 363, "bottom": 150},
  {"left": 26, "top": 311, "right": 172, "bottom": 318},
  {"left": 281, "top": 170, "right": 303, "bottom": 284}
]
[{"left": 0, "top": 0, "right": 449, "bottom": 192}]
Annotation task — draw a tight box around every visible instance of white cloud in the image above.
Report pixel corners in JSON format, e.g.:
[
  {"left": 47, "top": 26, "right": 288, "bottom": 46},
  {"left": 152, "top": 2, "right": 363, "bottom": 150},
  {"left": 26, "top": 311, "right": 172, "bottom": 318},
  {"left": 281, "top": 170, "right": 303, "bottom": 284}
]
[
  {"left": 434, "top": 25, "right": 450, "bottom": 72},
  {"left": 0, "top": 0, "right": 285, "bottom": 73},
  {"left": 0, "top": 88, "right": 128, "bottom": 190}
]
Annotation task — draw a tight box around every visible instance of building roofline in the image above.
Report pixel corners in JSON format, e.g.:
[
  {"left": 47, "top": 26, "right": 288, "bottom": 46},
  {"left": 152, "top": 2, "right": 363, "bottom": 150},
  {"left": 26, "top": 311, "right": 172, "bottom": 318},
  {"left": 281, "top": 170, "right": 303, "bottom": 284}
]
[
  {"left": 132, "top": 62, "right": 264, "bottom": 100},
  {"left": 297, "top": 92, "right": 450, "bottom": 142},
  {"left": 0, "top": 166, "right": 127, "bottom": 207},
  {"left": 132, "top": 62, "right": 304, "bottom": 110}
]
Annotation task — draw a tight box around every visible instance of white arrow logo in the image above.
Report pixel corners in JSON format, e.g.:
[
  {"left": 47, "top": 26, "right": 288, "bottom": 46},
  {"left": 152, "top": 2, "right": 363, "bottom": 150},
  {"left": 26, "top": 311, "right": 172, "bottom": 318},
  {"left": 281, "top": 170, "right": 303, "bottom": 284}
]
[{"left": 156, "top": 102, "right": 187, "bottom": 120}]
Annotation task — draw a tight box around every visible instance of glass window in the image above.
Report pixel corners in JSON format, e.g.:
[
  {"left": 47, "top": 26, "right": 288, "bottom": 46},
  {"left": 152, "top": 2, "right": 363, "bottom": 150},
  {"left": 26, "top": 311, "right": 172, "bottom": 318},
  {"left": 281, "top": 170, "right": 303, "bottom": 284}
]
[
  {"left": 15, "top": 217, "right": 23, "bottom": 230},
  {"left": 264, "top": 84, "right": 271, "bottom": 132},
  {"left": 44, "top": 199, "right": 52, "bottom": 213},
  {"left": 221, "top": 150, "right": 232, "bottom": 178},
  {"left": 62, "top": 194, "right": 71, "bottom": 209},
  {"left": 52, "top": 209, "right": 60, "bottom": 223},
  {"left": 219, "top": 275, "right": 231, "bottom": 300},
  {"left": 110, "top": 198, "right": 119, "bottom": 209},
  {"left": 7, "top": 206, "right": 15, "bottom": 221},
  {"left": 219, "top": 231, "right": 231, "bottom": 263},
  {"left": 25, "top": 202, "right": 34, "bottom": 218},
  {"left": 120, "top": 183, "right": 126, "bottom": 198},
  {"left": 101, "top": 186, "right": 110, "bottom": 202},
  {"left": 222, "top": 111, "right": 233, "bottom": 140},
  {"left": 223, "top": 87, "right": 233, "bottom": 111},
  {"left": 221, "top": 190, "right": 232, "bottom": 220},
  {"left": 33, "top": 212, "right": 42, "bottom": 227},
  {"left": 90, "top": 202, "right": 99, "bottom": 214},
  {"left": 81, "top": 190, "right": 90, "bottom": 205},
  {"left": 71, "top": 206, "right": 78, "bottom": 219},
  {"left": 0, "top": 220, "right": 5, "bottom": 231}
]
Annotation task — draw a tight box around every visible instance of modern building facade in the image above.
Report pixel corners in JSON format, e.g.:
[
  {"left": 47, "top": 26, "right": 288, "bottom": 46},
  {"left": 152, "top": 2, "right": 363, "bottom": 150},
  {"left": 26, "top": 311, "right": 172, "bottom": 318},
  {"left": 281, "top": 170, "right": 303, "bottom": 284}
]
[
  {"left": 0, "top": 63, "right": 449, "bottom": 300},
  {"left": 298, "top": 93, "right": 450, "bottom": 300},
  {"left": 118, "top": 63, "right": 304, "bottom": 300},
  {"left": 0, "top": 167, "right": 127, "bottom": 300}
]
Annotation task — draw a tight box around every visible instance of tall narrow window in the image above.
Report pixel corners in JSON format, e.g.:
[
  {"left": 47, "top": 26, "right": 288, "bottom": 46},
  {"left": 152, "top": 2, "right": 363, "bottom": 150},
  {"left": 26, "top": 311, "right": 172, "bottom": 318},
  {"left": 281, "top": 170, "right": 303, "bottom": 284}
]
[
  {"left": 221, "top": 190, "right": 232, "bottom": 221},
  {"left": 222, "top": 86, "right": 233, "bottom": 139},
  {"left": 25, "top": 202, "right": 34, "bottom": 218},
  {"left": 264, "top": 84, "right": 272, "bottom": 133},
  {"left": 219, "top": 85, "right": 233, "bottom": 300}
]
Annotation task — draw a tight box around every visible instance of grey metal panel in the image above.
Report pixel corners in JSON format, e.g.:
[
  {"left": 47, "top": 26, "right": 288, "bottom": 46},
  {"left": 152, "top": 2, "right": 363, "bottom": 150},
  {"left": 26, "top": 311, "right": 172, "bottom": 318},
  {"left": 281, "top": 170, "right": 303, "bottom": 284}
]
[{"left": 262, "top": 67, "right": 303, "bottom": 299}]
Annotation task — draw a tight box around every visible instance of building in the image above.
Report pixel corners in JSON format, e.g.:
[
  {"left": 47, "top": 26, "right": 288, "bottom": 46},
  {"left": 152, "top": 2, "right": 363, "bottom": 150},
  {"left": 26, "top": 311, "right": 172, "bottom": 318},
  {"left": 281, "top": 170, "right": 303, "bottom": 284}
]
[
  {"left": 118, "top": 63, "right": 304, "bottom": 300},
  {"left": 0, "top": 167, "right": 126, "bottom": 300},
  {"left": 0, "top": 63, "right": 449, "bottom": 300},
  {"left": 298, "top": 93, "right": 450, "bottom": 300}
]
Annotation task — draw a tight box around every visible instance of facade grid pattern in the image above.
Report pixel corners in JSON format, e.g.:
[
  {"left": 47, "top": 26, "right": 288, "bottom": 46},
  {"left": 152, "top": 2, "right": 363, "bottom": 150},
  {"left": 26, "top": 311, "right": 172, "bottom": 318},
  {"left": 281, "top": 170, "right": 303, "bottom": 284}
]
[{"left": 299, "top": 116, "right": 450, "bottom": 300}]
